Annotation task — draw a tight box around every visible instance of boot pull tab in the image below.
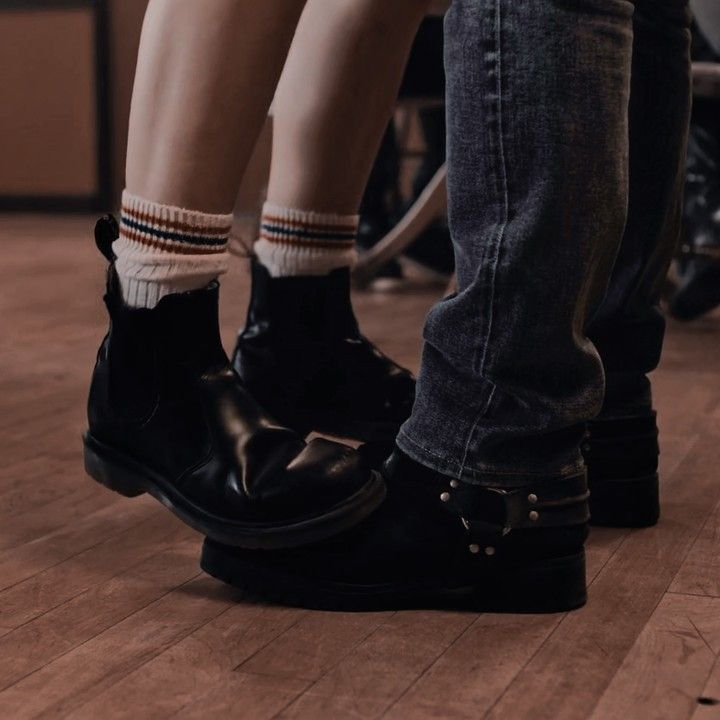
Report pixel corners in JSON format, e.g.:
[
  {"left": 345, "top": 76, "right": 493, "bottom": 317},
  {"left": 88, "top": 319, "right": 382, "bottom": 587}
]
[{"left": 94, "top": 215, "right": 119, "bottom": 262}]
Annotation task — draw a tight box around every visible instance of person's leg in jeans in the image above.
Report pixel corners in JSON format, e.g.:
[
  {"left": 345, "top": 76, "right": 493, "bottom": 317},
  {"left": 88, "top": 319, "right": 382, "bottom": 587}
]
[
  {"left": 586, "top": 0, "right": 693, "bottom": 526},
  {"left": 202, "top": 0, "right": 692, "bottom": 611},
  {"left": 693, "top": 0, "right": 720, "bottom": 52},
  {"left": 84, "top": 0, "right": 385, "bottom": 549},
  {"left": 233, "top": 0, "right": 429, "bottom": 446}
]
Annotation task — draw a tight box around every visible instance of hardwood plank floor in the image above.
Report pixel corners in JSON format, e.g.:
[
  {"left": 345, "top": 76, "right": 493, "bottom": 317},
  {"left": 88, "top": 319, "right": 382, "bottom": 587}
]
[{"left": 1, "top": 214, "right": 719, "bottom": 719}]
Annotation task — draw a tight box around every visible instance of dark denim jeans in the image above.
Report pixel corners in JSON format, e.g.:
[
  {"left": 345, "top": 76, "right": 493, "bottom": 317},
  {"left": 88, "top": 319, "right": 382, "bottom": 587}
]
[{"left": 397, "top": 0, "right": 692, "bottom": 485}]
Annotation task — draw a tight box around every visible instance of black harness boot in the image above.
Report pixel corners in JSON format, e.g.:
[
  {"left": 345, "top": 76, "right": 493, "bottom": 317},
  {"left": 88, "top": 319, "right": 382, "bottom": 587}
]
[
  {"left": 84, "top": 217, "right": 385, "bottom": 549},
  {"left": 232, "top": 261, "right": 415, "bottom": 443},
  {"left": 201, "top": 449, "right": 590, "bottom": 612},
  {"left": 583, "top": 412, "right": 660, "bottom": 527}
]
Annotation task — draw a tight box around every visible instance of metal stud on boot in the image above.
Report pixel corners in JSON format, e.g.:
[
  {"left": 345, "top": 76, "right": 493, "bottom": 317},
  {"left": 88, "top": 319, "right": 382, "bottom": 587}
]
[{"left": 200, "top": 449, "right": 590, "bottom": 613}]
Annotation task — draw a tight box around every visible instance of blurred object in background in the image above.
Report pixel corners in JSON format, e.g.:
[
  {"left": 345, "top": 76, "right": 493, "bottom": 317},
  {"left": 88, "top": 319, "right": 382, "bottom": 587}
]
[
  {"left": 0, "top": 0, "right": 111, "bottom": 211},
  {"left": 669, "top": 9, "right": 720, "bottom": 320},
  {"left": 692, "top": 0, "right": 720, "bottom": 55},
  {"left": 357, "top": 15, "right": 453, "bottom": 289}
]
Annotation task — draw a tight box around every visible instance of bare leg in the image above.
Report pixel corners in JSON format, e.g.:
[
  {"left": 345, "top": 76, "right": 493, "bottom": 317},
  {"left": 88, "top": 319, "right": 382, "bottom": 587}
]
[
  {"left": 87, "top": 0, "right": 388, "bottom": 550},
  {"left": 126, "top": 0, "right": 306, "bottom": 213},
  {"left": 236, "top": 0, "right": 425, "bottom": 445},
  {"left": 267, "top": 0, "right": 432, "bottom": 215}
]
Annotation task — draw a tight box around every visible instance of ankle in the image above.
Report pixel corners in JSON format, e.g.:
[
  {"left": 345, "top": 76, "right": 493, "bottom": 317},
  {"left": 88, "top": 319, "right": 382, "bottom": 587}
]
[
  {"left": 114, "top": 191, "right": 232, "bottom": 309},
  {"left": 244, "top": 260, "right": 358, "bottom": 340},
  {"left": 254, "top": 202, "right": 358, "bottom": 277}
]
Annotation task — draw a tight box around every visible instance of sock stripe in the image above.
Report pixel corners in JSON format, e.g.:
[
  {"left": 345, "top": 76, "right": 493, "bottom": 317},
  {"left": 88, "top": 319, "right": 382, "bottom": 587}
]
[
  {"left": 114, "top": 190, "right": 231, "bottom": 308},
  {"left": 258, "top": 232, "right": 355, "bottom": 251},
  {"left": 120, "top": 226, "right": 228, "bottom": 255},
  {"left": 121, "top": 216, "right": 228, "bottom": 248},
  {"left": 255, "top": 202, "right": 358, "bottom": 277},
  {"left": 262, "top": 214, "right": 357, "bottom": 234},
  {"left": 260, "top": 223, "right": 356, "bottom": 243},
  {"left": 121, "top": 205, "right": 232, "bottom": 237}
]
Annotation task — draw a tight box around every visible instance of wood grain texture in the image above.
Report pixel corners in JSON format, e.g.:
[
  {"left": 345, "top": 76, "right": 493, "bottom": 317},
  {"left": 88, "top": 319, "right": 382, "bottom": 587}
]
[
  {"left": 0, "top": 216, "right": 719, "bottom": 719},
  {"left": 590, "top": 593, "right": 720, "bottom": 720}
]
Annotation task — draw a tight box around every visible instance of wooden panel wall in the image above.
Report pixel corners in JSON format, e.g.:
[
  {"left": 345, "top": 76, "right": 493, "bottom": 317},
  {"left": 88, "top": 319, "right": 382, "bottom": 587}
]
[{"left": 0, "top": 8, "right": 97, "bottom": 196}]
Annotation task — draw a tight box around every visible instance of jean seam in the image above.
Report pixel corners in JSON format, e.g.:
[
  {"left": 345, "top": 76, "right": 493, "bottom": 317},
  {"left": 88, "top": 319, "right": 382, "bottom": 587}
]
[
  {"left": 460, "top": 0, "right": 510, "bottom": 477},
  {"left": 398, "top": 427, "right": 585, "bottom": 481},
  {"left": 458, "top": 459, "right": 586, "bottom": 480},
  {"left": 396, "top": 429, "right": 462, "bottom": 477},
  {"left": 458, "top": 384, "right": 497, "bottom": 478}
]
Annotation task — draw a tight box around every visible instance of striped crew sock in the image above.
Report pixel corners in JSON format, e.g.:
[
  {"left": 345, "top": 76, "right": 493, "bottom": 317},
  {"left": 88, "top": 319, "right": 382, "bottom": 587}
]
[
  {"left": 113, "top": 191, "right": 233, "bottom": 308},
  {"left": 254, "top": 203, "right": 358, "bottom": 277}
]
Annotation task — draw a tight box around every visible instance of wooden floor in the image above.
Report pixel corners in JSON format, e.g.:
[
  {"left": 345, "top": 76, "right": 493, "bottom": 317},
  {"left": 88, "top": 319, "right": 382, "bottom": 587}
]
[{"left": 2, "top": 214, "right": 720, "bottom": 720}]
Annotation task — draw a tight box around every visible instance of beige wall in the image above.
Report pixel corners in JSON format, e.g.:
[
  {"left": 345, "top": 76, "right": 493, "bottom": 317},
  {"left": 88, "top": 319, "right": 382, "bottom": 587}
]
[{"left": 0, "top": 7, "right": 98, "bottom": 197}]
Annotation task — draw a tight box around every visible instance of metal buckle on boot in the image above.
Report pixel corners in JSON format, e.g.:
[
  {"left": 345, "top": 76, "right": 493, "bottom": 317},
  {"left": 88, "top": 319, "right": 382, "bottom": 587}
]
[
  {"left": 439, "top": 485, "right": 514, "bottom": 558},
  {"left": 440, "top": 474, "right": 590, "bottom": 556}
]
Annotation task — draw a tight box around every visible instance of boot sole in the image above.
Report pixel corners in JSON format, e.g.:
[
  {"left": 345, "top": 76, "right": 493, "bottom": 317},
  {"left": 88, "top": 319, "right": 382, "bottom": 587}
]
[
  {"left": 82, "top": 433, "right": 386, "bottom": 550},
  {"left": 200, "top": 540, "right": 587, "bottom": 613},
  {"left": 589, "top": 473, "right": 659, "bottom": 528}
]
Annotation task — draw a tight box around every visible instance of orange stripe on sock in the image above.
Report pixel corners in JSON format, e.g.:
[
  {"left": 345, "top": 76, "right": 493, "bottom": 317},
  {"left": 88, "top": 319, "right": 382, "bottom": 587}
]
[
  {"left": 121, "top": 227, "right": 227, "bottom": 255},
  {"left": 259, "top": 232, "right": 355, "bottom": 251},
  {"left": 261, "top": 215, "right": 357, "bottom": 234},
  {"left": 122, "top": 206, "right": 232, "bottom": 237}
]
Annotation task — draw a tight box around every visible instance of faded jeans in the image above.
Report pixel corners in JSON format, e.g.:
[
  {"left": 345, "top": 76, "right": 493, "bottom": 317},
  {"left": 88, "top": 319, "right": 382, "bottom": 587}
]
[{"left": 397, "top": 0, "right": 692, "bottom": 485}]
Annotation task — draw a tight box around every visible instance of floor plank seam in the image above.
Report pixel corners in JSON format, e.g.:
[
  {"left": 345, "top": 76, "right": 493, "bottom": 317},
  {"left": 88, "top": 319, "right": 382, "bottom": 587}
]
[
  {"left": 688, "top": 616, "right": 718, "bottom": 659},
  {"left": 0, "top": 491, "right": 129, "bottom": 558},
  {"left": 266, "top": 680, "right": 317, "bottom": 720},
  {"left": 231, "top": 610, "right": 310, "bottom": 673},
  {"left": 265, "top": 611, "right": 403, "bottom": 716},
  {"left": 67, "top": 591, "right": 257, "bottom": 719},
  {"left": 0, "top": 571, "right": 203, "bottom": 695},
  {"left": 379, "top": 612, "right": 489, "bottom": 719},
  {"left": 475, "top": 530, "right": 635, "bottom": 719},
  {"left": 0, "top": 510, "right": 160, "bottom": 597},
  {"left": 68, "top": 598, "right": 308, "bottom": 718},
  {"left": 1, "top": 522, "right": 187, "bottom": 631},
  {"left": 667, "top": 589, "right": 720, "bottom": 600},
  {"left": 576, "top": 506, "right": 720, "bottom": 718}
]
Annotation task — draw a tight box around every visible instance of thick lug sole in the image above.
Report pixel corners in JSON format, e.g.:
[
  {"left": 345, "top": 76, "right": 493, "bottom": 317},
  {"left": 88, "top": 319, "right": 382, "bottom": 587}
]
[
  {"left": 589, "top": 473, "right": 659, "bottom": 528},
  {"left": 200, "top": 540, "right": 587, "bottom": 614},
  {"left": 83, "top": 433, "right": 385, "bottom": 550}
]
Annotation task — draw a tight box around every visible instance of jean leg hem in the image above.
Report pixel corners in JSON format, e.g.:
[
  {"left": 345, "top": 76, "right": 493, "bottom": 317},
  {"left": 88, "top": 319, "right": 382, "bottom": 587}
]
[{"left": 397, "top": 429, "right": 585, "bottom": 487}]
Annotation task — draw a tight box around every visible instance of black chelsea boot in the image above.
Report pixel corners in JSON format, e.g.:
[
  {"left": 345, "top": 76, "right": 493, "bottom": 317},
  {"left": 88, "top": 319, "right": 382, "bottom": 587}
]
[
  {"left": 201, "top": 449, "right": 590, "bottom": 612},
  {"left": 232, "top": 261, "right": 416, "bottom": 443},
  {"left": 84, "top": 217, "right": 385, "bottom": 549}
]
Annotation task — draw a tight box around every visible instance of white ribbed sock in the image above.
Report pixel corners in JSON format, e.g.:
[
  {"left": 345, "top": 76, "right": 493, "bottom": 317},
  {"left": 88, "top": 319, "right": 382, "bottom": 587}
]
[
  {"left": 113, "top": 191, "right": 233, "bottom": 308},
  {"left": 254, "top": 203, "right": 358, "bottom": 277}
]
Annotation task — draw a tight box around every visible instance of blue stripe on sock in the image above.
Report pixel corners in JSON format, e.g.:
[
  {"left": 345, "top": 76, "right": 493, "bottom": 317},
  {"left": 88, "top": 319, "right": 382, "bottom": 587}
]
[
  {"left": 261, "top": 223, "right": 356, "bottom": 242},
  {"left": 121, "top": 216, "right": 227, "bottom": 247}
]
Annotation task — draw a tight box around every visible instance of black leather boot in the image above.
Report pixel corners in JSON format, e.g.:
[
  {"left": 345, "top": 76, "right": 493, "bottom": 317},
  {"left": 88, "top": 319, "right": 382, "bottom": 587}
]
[
  {"left": 84, "top": 217, "right": 385, "bottom": 549},
  {"left": 232, "top": 261, "right": 415, "bottom": 442},
  {"left": 583, "top": 413, "right": 660, "bottom": 528},
  {"left": 200, "top": 450, "right": 589, "bottom": 612}
]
